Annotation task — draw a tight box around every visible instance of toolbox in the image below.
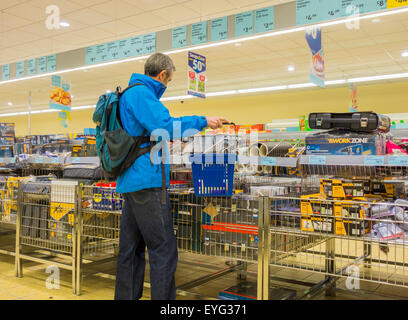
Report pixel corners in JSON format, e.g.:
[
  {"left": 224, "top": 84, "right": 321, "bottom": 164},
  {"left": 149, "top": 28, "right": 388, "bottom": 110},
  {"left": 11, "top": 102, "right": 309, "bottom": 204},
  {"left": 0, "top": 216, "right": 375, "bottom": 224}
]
[{"left": 308, "top": 112, "right": 391, "bottom": 132}]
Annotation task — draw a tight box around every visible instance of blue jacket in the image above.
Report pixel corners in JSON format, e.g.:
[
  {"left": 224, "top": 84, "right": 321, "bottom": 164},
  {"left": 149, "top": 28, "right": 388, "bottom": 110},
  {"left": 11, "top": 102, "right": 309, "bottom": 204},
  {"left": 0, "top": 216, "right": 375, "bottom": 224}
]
[{"left": 116, "top": 73, "right": 207, "bottom": 194}]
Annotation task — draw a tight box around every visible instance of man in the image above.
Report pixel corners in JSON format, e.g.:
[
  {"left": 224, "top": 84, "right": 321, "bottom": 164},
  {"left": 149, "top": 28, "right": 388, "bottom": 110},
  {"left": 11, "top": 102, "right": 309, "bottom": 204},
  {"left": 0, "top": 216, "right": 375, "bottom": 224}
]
[{"left": 114, "top": 52, "right": 229, "bottom": 300}]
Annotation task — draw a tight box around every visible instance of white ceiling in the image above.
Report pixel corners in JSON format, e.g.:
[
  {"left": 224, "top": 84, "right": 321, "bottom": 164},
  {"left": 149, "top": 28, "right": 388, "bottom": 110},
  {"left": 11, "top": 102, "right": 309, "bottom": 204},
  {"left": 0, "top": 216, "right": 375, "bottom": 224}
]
[
  {"left": 0, "top": 0, "right": 293, "bottom": 65},
  {"left": 1, "top": 1, "right": 408, "bottom": 114}
]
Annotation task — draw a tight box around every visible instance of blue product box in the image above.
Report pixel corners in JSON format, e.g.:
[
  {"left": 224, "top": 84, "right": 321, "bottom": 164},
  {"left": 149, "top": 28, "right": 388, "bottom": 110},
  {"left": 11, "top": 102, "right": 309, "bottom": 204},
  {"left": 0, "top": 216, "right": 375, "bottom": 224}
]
[
  {"left": 306, "top": 130, "right": 387, "bottom": 156},
  {"left": 93, "top": 186, "right": 123, "bottom": 211}
]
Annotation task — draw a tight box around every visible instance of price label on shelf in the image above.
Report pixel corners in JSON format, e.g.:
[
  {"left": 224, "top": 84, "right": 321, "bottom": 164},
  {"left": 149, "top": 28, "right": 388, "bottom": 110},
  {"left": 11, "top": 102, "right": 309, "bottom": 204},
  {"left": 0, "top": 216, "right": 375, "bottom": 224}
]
[
  {"left": 51, "top": 158, "right": 59, "bottom": 164},
  {"left": 35, "top": 157, "right": 43, "bottom": 163},
  {"left": 72, "top": 157, "right": 80, "bottom": 164},
  {"left": 261, "top": 157, "right": 277, "bottom": 166},
  {"left": 388, "top": 156, "right": 408, "bottom": 166},
  {"left": 309, "top": 155, "right": 326, "bottom": 165},
  {"left": 364, "top": 155, "right": 385, "bottom": 166}
]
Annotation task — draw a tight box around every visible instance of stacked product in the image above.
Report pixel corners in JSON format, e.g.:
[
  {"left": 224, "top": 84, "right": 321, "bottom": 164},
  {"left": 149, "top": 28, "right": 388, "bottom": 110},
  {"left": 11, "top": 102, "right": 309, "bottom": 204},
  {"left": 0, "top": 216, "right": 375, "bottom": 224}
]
[
  {"left": 301, "top": 177, "right": 407, "bottom": 236},
  {"left": 306, "top": 112, "right": 391, "bottom": 155},
  {"left": 0, "top": 123, "right": 15, "bottom": 158}
]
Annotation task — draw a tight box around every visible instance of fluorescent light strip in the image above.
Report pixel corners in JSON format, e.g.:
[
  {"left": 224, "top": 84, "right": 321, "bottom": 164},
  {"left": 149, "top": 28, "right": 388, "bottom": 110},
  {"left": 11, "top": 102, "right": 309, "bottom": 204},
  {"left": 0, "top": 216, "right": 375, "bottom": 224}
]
[
  {"left": 348, "top": 73, "right": 408, "bottom": 83},
  {"left": 160, "top": 95, "right": 194, "bottom": 101},
  {"left": 1, "top": 7, "right": 407, "bottom": 86},
  {"left": 2, "top": 71, "right": 408, "bottom": 117}
]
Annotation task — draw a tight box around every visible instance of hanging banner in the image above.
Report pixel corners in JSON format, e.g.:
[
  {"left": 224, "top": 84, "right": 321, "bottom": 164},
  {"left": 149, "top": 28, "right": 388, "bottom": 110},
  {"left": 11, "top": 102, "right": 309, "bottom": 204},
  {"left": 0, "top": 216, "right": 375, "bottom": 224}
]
[
  {"left": 50, "top": 75, "right": 72, "bottom": 117},
  {"left": 349, "top": 83, "right": 358, "bottom": 112},
  {"left": 305, "top": 27, "right": 325, "bottom": 88},
  {"left": 188, "top": 51, "right": 206, "bottom": 99}
]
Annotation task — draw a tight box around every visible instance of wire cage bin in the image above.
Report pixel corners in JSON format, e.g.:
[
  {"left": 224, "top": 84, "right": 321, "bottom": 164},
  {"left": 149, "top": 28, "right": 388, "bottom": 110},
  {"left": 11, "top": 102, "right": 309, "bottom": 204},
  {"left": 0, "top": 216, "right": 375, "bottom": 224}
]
[{"left": 190, "top": 153, "right": 237, "bottom": 197}]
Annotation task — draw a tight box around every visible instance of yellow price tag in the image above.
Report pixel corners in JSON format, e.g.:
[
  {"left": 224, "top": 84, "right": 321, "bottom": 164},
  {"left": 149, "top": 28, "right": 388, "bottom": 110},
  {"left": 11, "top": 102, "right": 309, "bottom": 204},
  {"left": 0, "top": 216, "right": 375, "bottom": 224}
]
[{"left": 388, "top": 0, "right": 408, "bottom": 8}]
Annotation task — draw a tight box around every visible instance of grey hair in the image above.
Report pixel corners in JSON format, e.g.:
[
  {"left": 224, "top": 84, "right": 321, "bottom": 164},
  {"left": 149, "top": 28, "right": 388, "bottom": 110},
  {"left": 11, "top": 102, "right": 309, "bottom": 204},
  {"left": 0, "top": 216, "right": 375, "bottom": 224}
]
[{"left": 144, "top": 53, "right": 176, "bottom": 77}]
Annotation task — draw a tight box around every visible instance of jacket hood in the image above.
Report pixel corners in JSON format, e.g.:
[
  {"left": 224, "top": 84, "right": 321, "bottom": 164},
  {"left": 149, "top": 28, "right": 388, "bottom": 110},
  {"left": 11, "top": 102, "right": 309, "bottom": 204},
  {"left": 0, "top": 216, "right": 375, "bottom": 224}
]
[{"left": 128, "top": 73, "right": 167, "bottom": 99}]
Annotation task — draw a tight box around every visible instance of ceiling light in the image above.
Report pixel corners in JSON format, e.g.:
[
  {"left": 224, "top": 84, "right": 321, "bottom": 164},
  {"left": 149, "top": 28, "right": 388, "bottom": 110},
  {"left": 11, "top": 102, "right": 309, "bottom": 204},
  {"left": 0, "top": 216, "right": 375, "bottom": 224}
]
[
  {"left": 235, "top": 43, "right": 242, "bottom": 47},
  {"left": 106, "top": 90, "right": 111, "bottom": 93},
  {"left": 372, "top": 18, "right": 381, "bottom": 23},
  {"left": 401, "top": 51, "right": 408, "bottom": 57},
  {"left": 60, "top": 21, "right": 70, "bottom": 28},
  {"left": 7, "top": 102, "right": 12, "bottom": 106},
  {"left": 288, "top": 65, "right": 295, "bottom": 72},
  {"left": 348, "top": 73, "right": 408, "bottom": 83},
  {"left": 237, "top": 86, "right": 288, "bottom": 94}
]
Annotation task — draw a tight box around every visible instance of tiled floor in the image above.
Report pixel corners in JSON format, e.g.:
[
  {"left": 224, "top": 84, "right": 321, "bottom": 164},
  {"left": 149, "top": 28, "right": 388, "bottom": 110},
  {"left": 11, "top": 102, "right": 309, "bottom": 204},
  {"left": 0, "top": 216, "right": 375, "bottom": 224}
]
[{"left": 0, "top": 251, "right": 406, "bottom": 300}]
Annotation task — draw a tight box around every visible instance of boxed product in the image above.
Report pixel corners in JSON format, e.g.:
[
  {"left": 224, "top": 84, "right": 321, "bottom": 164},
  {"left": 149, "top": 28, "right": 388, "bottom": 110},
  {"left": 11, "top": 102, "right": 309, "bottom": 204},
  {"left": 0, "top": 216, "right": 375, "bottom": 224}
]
[
  {"left": 93, "top": 183, "right": 123, "bottom": 211},
  {"left": 371, "top": 179, "right": 407, "bottom": 199},
  {"left": 0, "top": 136, "right": 15, "bottom": 145},
  {"left": 333, "top": 200, "right": 372, "bottom": 237},
  {"left": 0, "top": 123, "right": 15, "bottom": 137},
  {"left": 320, "top": 178, "right": 370, "bottom": 199},
  {"left": 300, "top": 194, "right": 334, "bottom": 233},
  {"left": 0, "top": 146, "right": 13, "bottom": 158},
  {"left": 305, "top": 129, "right": 387, "bottom": 155},
  {"left": 14, "top": 143, "right": 31, "bottom": 155}
]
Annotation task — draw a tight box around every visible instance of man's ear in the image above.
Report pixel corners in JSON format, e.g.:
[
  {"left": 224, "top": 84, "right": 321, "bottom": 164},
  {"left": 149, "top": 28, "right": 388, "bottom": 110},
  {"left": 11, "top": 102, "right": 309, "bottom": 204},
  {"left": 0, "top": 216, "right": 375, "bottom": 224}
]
[{"left": 158, "top": 70, "right": 167, "bottom": 81}]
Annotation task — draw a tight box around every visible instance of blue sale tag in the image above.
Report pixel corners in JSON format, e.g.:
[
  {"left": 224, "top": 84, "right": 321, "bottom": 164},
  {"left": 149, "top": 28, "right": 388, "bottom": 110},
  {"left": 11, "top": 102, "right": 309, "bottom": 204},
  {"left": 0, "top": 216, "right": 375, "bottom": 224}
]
[
  {"left": 35, "top": 157, "right": 43, "bottom": 163},
  {"left": 309, "top": 155, "right": 326, "bottom": 165},
  {"left": 388, "top": 156, "right": 408, "bottom": 166},
  {"left": 51, "top": 158, "right": 59, "bottom": 164},
  {"left": 261, "top": 157, "right": 277, "bottom": 166},
  {"left": 72, "top": 157, "right": 80, "bottom": 164},
  {"left": 365, "top": 156, "right": 385, "bottom": 166}
]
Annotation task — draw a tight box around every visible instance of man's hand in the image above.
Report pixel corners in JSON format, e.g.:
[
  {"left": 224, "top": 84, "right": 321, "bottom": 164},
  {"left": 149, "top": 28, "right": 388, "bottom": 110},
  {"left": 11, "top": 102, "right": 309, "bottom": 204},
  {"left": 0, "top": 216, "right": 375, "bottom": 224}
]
[{"left": 206, "top": 117, "right": 231, "bottom": 129}]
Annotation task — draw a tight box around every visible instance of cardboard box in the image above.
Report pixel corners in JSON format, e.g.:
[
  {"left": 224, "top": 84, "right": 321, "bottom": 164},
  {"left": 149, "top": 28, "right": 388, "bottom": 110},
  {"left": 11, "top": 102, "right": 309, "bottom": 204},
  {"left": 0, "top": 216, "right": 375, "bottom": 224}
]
[
  {"left": 371, "top": 179, "right": 407, "bottom": 199},
  {"left": 333, "top": 200, "right": 372, "bottom": 237},
  {"left": 300, "top": 194, "right": 334, "bottom": 233},
  {"left": 93, "top": 183, "right": 123, "bottom": 211},
  {"left": 320, "top": 178, "right": 369, "bottom": 199},
  {"left": 306, "top": 130, "right": 387, "bottom": 155}
]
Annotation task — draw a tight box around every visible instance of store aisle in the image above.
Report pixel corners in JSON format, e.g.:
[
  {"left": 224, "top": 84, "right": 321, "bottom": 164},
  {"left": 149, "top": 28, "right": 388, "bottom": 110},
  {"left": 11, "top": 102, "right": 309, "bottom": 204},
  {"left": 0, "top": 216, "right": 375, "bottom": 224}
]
[{"left": 0, "top": 253, "right": 407, "bottom": 300}]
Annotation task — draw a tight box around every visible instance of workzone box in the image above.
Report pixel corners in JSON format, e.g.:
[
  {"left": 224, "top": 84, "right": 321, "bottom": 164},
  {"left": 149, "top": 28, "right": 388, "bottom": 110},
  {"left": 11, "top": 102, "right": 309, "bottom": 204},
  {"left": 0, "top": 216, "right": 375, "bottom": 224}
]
[
  {"left": 333, "top": 199, "right": 372, "bottom": 237},
  {"left": 300, "top": 194, "right": 333, "bottom": 234},
  {"left": 306, "top": 130, "right": 387, "bottom": 155}
]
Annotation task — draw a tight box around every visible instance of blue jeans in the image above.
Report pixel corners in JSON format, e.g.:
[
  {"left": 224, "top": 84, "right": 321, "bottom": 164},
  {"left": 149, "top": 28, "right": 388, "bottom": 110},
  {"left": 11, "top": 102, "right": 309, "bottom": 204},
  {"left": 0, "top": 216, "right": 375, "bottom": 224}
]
[{"left": 114, "top": 188, "right": 178, "bottom": 300}]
